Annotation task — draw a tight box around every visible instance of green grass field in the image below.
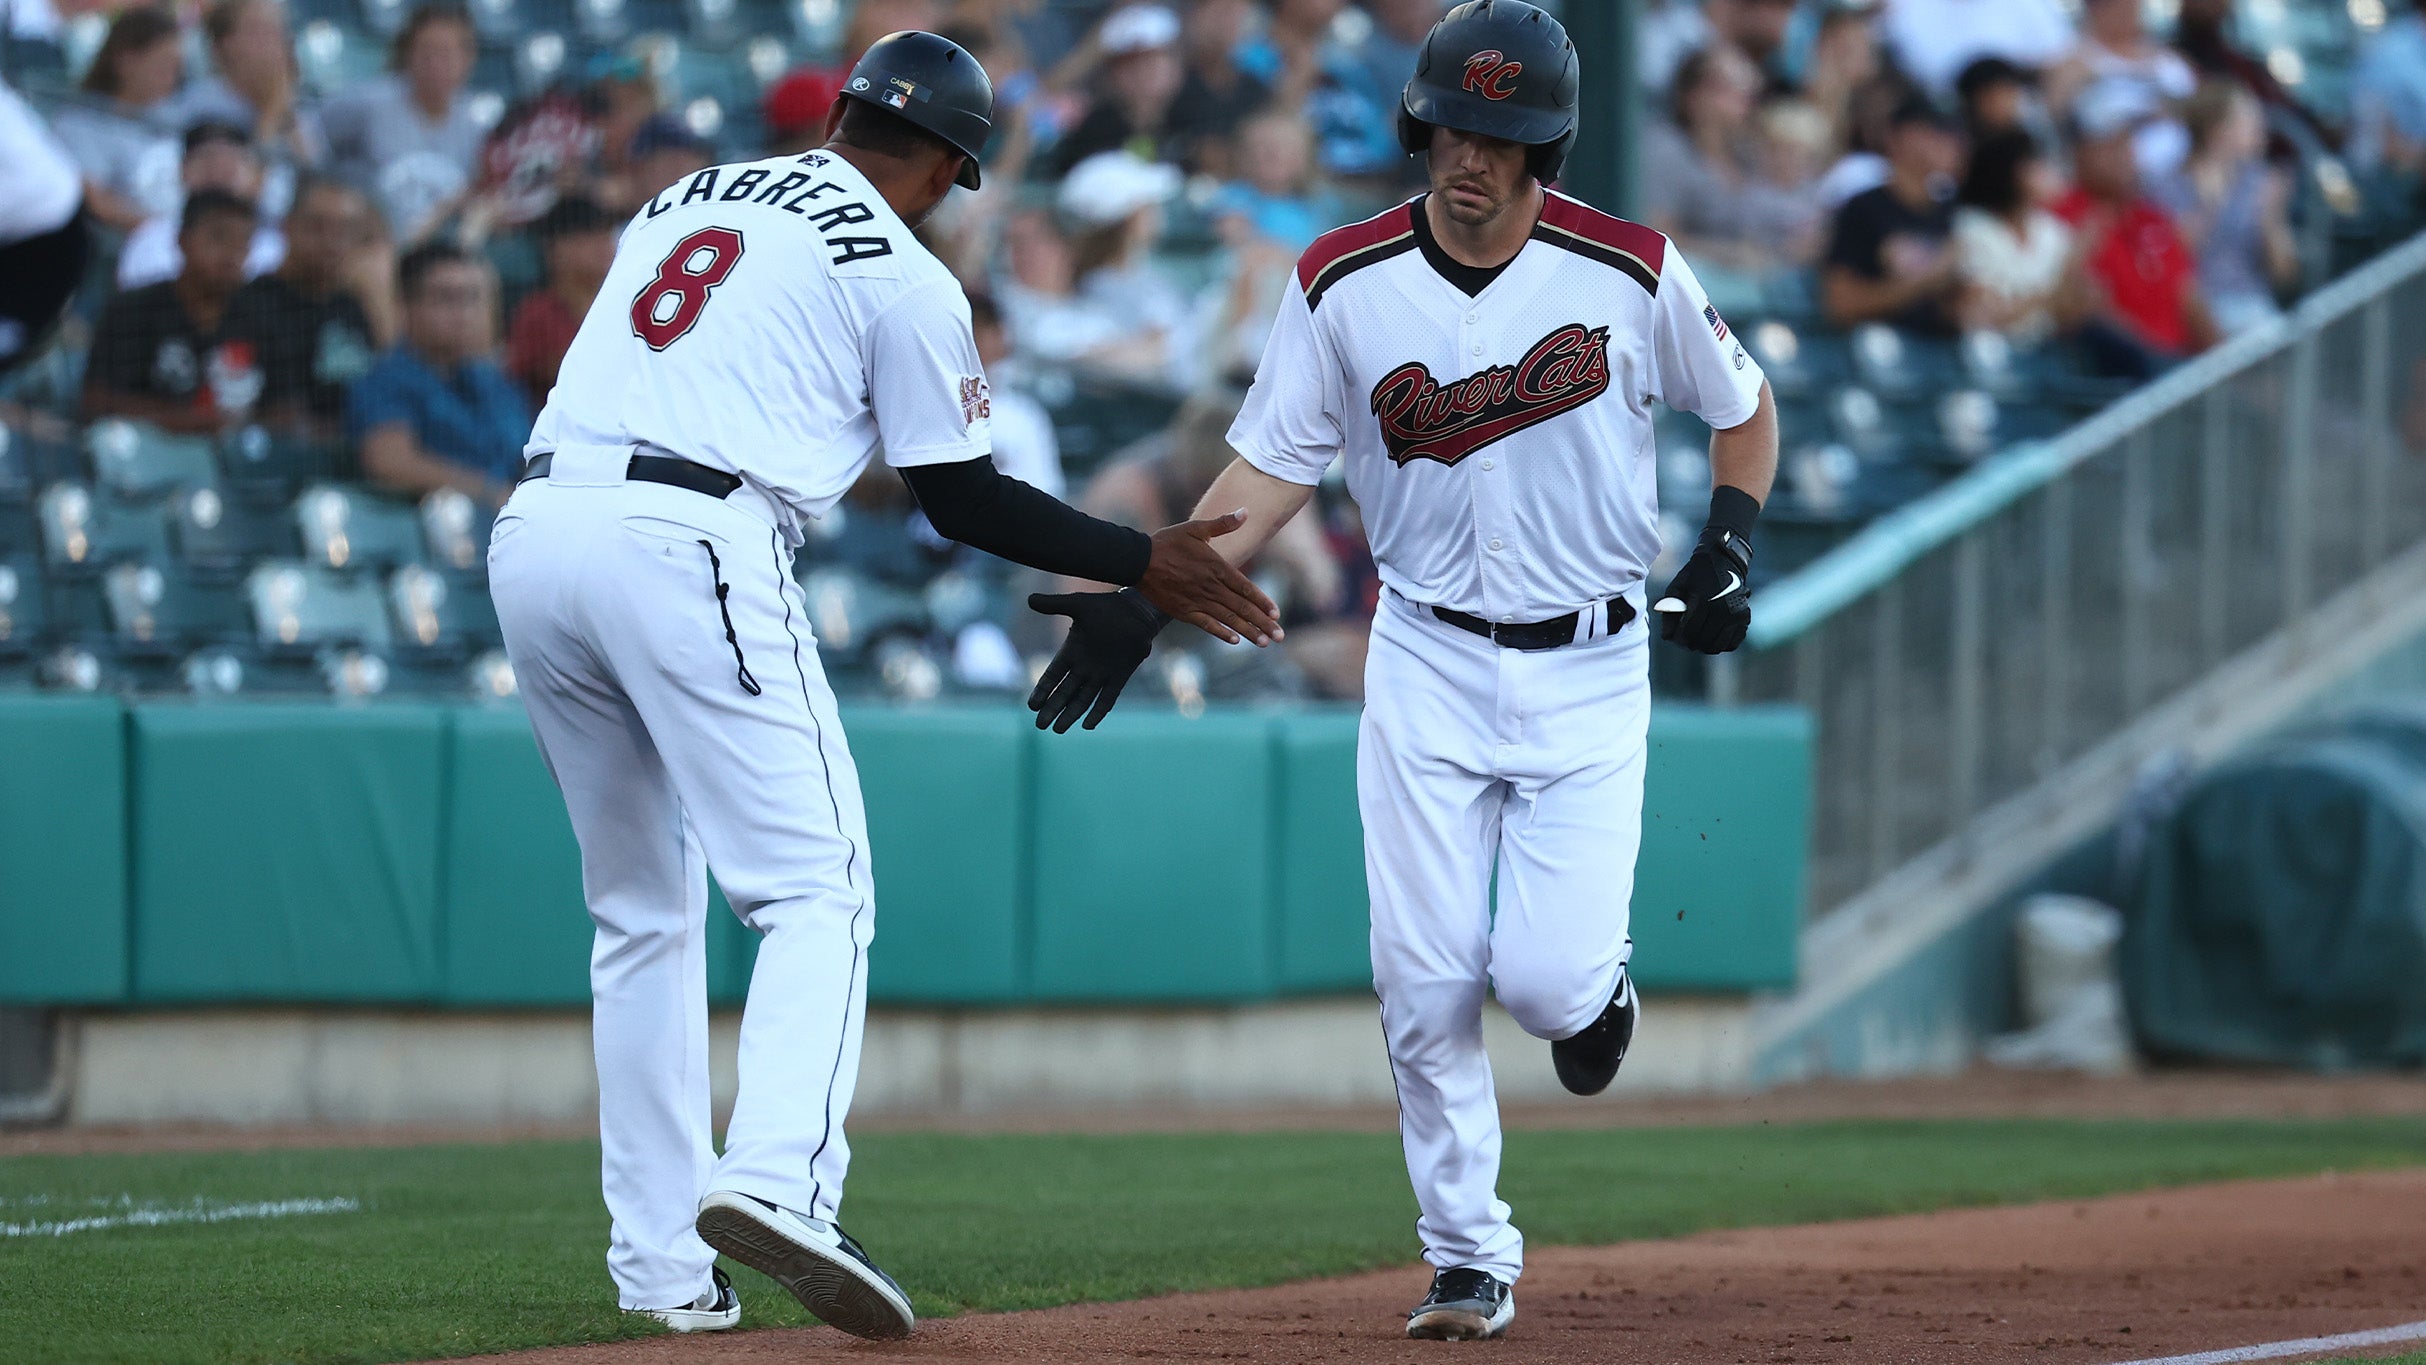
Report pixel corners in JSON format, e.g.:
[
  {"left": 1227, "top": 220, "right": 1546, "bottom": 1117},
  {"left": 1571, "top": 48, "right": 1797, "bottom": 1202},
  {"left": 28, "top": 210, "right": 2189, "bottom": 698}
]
[{"left": 3, "top": 1116, "right": 2423, "bottom": 1365}]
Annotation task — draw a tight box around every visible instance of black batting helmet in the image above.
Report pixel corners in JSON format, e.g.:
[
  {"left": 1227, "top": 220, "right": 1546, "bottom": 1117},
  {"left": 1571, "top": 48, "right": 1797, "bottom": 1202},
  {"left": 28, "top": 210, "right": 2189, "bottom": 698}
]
[
  {"left": 840, "top": 30, "right": 994, "bottom": 189},
  {"left": 1396, "top": 0, "right": 1580, "bottom": 182}
]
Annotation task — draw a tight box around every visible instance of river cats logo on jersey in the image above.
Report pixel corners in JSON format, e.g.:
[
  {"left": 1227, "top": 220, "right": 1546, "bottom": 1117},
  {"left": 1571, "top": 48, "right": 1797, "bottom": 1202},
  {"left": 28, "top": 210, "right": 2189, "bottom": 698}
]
[{"left": 1369, "top": 322, "right": 1612, "bottom": 467}]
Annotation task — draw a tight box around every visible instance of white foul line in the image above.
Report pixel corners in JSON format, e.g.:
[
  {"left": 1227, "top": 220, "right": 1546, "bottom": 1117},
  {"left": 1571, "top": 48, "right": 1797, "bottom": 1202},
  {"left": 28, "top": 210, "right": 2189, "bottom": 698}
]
[
  {"left": 2109, "top": 1319, "right": 2426, "bottom": 1365},
  {"left": 0, "top": 1197, "right": 360, "bottom": 1238}
]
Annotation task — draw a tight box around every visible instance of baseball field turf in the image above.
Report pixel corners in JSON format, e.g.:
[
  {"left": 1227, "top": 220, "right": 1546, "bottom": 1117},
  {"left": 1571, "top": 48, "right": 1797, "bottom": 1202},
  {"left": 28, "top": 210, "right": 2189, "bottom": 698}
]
[{"left": 3, "top": 1116, "right": 2423, "bottom": 1365}]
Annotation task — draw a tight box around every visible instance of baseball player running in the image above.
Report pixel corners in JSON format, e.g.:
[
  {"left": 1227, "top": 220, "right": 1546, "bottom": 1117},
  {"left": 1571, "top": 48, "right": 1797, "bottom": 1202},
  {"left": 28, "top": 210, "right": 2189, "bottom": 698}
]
[
  {"left": 489, "top": 30, "right": 1278, "bottom": 1340},
  {"left": 1025, "top": 1, "right": 1777, "bottom": 1341}
]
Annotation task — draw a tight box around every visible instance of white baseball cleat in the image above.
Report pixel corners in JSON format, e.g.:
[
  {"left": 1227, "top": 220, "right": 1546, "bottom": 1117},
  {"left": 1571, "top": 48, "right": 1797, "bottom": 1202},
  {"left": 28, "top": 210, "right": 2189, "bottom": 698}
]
[
  {"left": 626, "top": 1266, "right": 741, "bottom": 1333},
  {"left": 695, "top": 1190, "right": 916, "bottom": 1340}
]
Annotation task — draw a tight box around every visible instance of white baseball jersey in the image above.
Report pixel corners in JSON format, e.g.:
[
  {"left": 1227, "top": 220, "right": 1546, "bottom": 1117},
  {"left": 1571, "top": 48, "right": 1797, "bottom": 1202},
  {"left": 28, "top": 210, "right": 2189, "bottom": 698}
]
[
  {"left": 1228, "top": 189, "right": 1764, "bottom": 623},
  {"left": 528, "top": 149, "right": 992, "bottom": 535}
]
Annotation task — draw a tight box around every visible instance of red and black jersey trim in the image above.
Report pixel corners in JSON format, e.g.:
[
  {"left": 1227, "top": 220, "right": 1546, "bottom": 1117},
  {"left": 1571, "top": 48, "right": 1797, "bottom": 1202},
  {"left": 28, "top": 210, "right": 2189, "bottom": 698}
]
[
  {"left": 1530, "top": 192, "right": 1666, "bottom": 297},
  {"left": 1297, "top": 204, "right": 1420, "bottom": 311}
]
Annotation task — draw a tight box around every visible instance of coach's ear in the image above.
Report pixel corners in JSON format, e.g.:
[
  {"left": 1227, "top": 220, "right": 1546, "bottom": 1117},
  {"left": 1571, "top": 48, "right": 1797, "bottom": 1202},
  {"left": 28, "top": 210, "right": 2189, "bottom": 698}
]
[{"left": 925, "top": 148, "right": 966, "bottom": 202}]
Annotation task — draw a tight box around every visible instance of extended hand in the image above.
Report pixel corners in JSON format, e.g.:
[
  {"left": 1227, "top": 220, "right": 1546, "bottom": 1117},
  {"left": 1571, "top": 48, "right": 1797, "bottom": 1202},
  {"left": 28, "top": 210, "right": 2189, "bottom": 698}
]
[
  {"left": 1026, "top": 590, "right": 1168, "bottom": 733},
  {"left": 1653, "top": 526, "right": 1752, "bottom": 654},
  {"left": 1139, "top": 510, "right": 1282, "bottom": 646}
]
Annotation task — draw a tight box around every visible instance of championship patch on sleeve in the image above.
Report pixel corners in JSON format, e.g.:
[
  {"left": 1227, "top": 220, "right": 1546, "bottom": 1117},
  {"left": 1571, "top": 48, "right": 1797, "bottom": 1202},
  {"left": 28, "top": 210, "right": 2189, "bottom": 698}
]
[
  {"left": 959, "top": 375, "right": 990, "bottom": 426},
  {"left": 1704, "top": 303, "right": 1729, "bottom": 342}
]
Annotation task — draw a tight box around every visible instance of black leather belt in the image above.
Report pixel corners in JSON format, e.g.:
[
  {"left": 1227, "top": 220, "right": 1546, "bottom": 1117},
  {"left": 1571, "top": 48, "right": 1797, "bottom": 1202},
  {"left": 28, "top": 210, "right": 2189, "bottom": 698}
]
[
  {"left": 1430, "top": 597, "right": 1636, "bottom": 651},
  {"left": 519, "top": 450, "right": 743, "bottom": 499}
]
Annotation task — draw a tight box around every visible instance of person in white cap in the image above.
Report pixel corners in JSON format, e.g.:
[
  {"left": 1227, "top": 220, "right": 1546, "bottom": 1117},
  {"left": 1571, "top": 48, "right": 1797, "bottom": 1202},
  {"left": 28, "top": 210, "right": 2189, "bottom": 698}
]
[
  {"left": 1053, "top": 4, "right": 1189, "bottom": 172},
  {"left": 1057, "top": 148, "right": 1195, "bottom": 385}
]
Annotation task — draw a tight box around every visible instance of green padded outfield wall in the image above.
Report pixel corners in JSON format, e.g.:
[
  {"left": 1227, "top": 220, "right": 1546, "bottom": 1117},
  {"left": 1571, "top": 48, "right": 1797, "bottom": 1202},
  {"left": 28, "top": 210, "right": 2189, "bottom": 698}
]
[
  {"left": 1028, "top": 711, "right": 1280, "bottom": 1001},
  {"left": 130, "top": 703, "right": 448, "bottom": 1002},
  {"left": 0, "top": 696, "right": 129, "bottom": 1002},
  {"left": 839, "top": 707, "right": 1029, "bottom": 1003},
  {"left": 0, "top": 699, "right": 1808, "bottom": 1007}
]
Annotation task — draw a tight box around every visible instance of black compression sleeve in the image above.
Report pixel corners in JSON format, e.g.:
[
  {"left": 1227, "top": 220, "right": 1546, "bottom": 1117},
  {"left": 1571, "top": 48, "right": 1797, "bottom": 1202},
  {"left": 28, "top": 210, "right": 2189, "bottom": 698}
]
[{"left": 898, "top": 456, "right": 1155, "bottom": 586}]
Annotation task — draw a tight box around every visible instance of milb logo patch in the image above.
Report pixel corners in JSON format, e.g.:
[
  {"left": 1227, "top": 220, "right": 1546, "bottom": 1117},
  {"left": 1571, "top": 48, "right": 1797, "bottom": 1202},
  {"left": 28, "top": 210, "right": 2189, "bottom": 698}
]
[{"left": 1369, "top": 323, "right": 1612, "bottom": 468}]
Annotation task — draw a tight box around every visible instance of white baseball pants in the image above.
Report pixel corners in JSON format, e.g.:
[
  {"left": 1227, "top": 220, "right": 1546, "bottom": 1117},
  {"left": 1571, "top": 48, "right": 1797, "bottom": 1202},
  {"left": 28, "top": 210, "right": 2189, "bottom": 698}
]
[
  {"left": 488, "top": 448, "right": 873, "bottom": 1312},
  {"left": 1361, "top": 590, "right": 1648, "bottom": 1284}
]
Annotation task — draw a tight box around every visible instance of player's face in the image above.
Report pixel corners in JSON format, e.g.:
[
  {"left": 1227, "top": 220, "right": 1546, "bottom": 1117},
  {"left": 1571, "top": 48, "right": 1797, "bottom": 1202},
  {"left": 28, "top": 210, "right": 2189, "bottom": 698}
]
[{"left": 1427, "top": 126, "right": 1531, "bottom": 228}]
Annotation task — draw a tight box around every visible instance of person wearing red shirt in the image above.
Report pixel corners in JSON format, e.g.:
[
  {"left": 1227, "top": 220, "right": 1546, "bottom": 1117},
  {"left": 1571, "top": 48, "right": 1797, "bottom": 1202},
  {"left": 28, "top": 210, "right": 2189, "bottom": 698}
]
[
  {"left": 504, "top": 194, "right": 615, "bottom": 407},
  {"left": 2053, "top": 82, "right": 2220, "bottom": 378}
]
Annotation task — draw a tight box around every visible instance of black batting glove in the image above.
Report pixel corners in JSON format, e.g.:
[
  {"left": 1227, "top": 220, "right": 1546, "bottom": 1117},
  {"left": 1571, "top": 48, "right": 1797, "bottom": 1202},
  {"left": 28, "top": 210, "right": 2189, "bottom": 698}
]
[
  {"left": 1654, "top": 487, "right": 1759, "bottom": 655},
  {"left": 1025, "top": 589, "right": 1169, "bottom": 733}
]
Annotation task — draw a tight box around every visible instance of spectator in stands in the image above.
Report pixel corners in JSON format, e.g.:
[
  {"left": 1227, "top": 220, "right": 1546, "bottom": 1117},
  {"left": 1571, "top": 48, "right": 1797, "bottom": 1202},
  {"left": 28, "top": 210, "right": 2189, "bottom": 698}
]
[
  {"left": 1955, "top": 56, "right": 2035, "bottom": 141},
  {"left": 171, "top": 0, "right": 324, "bottom": 214},
  {"left": 1820, "top": 94, "right": 1965, "bottom": 333},
  {"left": 84, "top": 189, "right": 264, "bottom": 434},
  {"left": 2048, "top": 0, "right": 2196, "bottom": 183},
  {"left": 1208, "top": 108, "right": 1342, "bottom": 254},
  {"left": 224, "top": 176, "right": 388, "bottom": 439},
  {"left": 994, "top": 207, "right": 1121, "bottom": 366},
  {"left": 1951, "top": 129, "right": 2080, "bottom": 345},
  {"left": 1879, "top": 0, "right": 2075, "bottom": 97},
  {"left": 1804, "top": 1, "right": 1884, "bottom": 155},
  {"left": 607, "top": 115, "right": 715, "bottom": 217},
  {"left": 119, "top": 122, "right": 286, "bottom": 291},
  {"left": 1817, "top": 71, "right": 1912, "bottom": 207},
  {"left": 350, "top": 242, "right": 528, "bottom": 503},
  {"left": 322, "top": 3, "right": 484, "bottom": 243},
  {"left": 2350, "top": 0, "right": 2426, "bottom": 175},
  {"left": 1058, "top": 150, "right": 1194, "bottom": 387},
  {"left": 1643, "top": 46, "right": 1820, "bottom": 273},
  {"left": 1343, "top": 0, "right": 1442, "bottom": 120},
  {"left": 1712, "top": 0, "right": 1802, "bottom": 88},
  {"left": 2174, "top": 0, "right": 2336, "bottom": 151},
  {"left": 2158, "top": 82, "right": 2299, "bottom": 336},
  {"left": 968, "top": 290, "right": 1064, "bottom": 498},
  {"left": 1639, "top": 0, "right": 1715, "bottom": 101},
  {"left": 47, "top": 6, "right": 185, "bottom": 233},
  {"left": 1052, "top": 5, "right": 1190, "bottom": 174},
  {"left": 1237, "top": 0, "right": 1401, "bottom": 180},
  {"left": 2054, "top": 83, "right": 2220, "bottom": 377},
  {"left": 1167, "top": 0, "right": 1271, "bottom": 178},
  {"left": 504, "top": 195, "right": 614, "bottom": 407},
  {"left": 761, "top": 66, "right": 845, "bottom": 158}
]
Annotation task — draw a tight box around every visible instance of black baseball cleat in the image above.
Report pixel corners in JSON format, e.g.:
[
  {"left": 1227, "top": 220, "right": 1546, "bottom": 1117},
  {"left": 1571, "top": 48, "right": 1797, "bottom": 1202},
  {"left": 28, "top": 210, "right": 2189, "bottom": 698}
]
[
  {"left": 1406, "top": 1266, "right": 1515, "bottom": 1340},
  {"left": 1550, "top": 969, "right": 1638, "bottom": 1096},
  {"left": 696, "top": 1190, "right": 915, "bottom": 1339}
]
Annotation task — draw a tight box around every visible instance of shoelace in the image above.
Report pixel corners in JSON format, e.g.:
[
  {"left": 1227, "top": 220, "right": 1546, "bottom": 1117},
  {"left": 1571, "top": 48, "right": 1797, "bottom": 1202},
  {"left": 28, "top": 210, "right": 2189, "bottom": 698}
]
[{"left": 698, "top": 540, "right": 762, "bottom": 697}]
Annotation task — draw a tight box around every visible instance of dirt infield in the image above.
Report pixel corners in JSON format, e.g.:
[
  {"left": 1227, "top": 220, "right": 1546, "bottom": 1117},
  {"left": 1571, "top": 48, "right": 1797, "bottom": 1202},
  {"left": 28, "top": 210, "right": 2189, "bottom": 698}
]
[
  {"left": 11, "top": 1067, "right": 2426, "bottom": 1156},
  {"left": 472, "top": 1169, "right": 2426, "bottom": 1365}
]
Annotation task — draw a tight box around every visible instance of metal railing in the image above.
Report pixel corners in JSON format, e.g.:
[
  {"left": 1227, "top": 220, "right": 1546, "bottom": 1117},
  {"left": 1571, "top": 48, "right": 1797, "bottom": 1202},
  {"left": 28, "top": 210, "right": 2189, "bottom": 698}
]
[{"left": 1717, "top": 231, "right": 2426, "bottom": 921}]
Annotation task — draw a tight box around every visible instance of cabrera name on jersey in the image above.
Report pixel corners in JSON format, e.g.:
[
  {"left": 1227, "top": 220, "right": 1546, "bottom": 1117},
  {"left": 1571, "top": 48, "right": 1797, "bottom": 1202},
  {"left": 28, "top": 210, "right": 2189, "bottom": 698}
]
[
  {"left": 1227, "top": 190, "right": 1764, "bottom": 624},
  {"left": 528, "top": 149, "right": 991, "bottom": 533}
]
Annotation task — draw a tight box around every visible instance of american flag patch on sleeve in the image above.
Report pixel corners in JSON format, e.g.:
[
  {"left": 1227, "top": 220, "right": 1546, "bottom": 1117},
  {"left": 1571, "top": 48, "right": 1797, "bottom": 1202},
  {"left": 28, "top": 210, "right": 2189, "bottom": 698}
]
[{"left": 1704, "top": 304, "right": 1729, "bottom": 342}]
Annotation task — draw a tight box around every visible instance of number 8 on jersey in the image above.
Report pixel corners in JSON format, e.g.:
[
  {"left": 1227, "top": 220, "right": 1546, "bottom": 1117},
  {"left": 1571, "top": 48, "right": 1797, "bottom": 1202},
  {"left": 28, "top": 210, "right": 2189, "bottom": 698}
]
[{"left": 631, "top": 227, "right": 745, "bottom": 350}]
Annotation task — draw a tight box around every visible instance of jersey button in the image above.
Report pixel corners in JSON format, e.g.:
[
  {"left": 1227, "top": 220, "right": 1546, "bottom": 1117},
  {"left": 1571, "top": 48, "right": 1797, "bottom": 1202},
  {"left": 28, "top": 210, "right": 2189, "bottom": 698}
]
[
  {"left": 1488, "top": 538, "right": 1504, "bottom": 551},
  {"left": 1480, "top": 458, "right": 1495, "bottom": 470},
  {"left": 1471, "top": 343, "right": 1484, "bottom": 356},
  {"left": 1465, "top": 313, "right": 1478, "bottom": 324}
]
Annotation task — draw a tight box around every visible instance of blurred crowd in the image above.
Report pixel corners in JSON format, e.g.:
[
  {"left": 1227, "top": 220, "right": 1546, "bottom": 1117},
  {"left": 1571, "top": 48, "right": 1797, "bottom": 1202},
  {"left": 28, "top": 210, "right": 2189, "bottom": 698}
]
[{"left": 3, "top": 0, "right": 2424, "bottom": 702}]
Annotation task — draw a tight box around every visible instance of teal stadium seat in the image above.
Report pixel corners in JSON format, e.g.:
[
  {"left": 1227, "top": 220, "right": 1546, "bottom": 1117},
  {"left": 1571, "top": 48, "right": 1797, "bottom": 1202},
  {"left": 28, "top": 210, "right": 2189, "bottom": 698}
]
[
  {"left": 86, "top": 419, "right": 218, "bottom": 499},
  {"left": 38, "top": 483, "right": 172, "bottom": 576},
  {"left": 294, "top": 484, "right": 428, "bottom": 574}
]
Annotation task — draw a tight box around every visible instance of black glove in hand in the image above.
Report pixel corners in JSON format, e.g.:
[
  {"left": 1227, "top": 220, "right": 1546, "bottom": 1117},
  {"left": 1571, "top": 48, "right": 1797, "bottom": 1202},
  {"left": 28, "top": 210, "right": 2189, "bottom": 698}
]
[
  {"left": 1655, "top": 524, "right": 1753, "bottom": 654},
  {"left": 1026, "top": 589, "right": 1169, "bottom": 733}
]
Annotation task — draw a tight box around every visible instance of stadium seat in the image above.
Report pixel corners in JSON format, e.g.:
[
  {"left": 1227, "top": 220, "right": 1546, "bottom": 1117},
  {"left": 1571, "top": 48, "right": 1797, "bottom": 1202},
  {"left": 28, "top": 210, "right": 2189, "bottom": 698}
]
[
  {"left": 246, "top": 561, "right": 395, "bottom": 654},
  {"left": 87, "top": 419, "right": 218, "bottom": 499},
  {"left": 786, "top": 0, "right": 845, "bottom": 54},
  {"left": 100, "top": 561, "right": 250, "bottom": 659},
  {"left": 686, "top": 0, "right": 745, "bottom": 49},
  {"left": 387, "top": 564, "right": 502, "bottom": 656},
  {"left": 1780, "top": 440, "right": 1862, "bottom": 518},
  {"left": 356, "top": 0, "right": 408, "bottom": 37},
  {"left": 1823, "top": 385, "right": 1906, "bottom": 463},
  {"left": 0, "top": 556, "right": 46, "bottom": 657},
  {"left": 796, "top": 568, "right": 928, "bottom": 660},
  {"left": 171, "top": 486, "right": 300, "bottom": 579},
  {"left": 516, "top": 29, "right": 570, "bottom": 91},
  {"left": 0, "top": 420, "right": 79, "bottom": 493},
  {"left": 575, "top": 0, "right": 630, "bottom": 43},
  {"left": 1932, "top": 388, "right": 2001, "bottom": 466},
  {"left": 37, "top": 483, "right": 173, "bottom": 575},
  {"left": 466, "top": 0, "right": 526, "bottom": 41},
  {"left": 219, "top": 426, "right": 347, "bottom": 503},
  {"left": 1847, "top": 324, "right": 1960, "bottom": 401},
  {"left": 294, "top": 484, "right": 428, "bottom": 574},
  {"left": 297, "top": 19, "right": 384, "bottom": 93},
  {"left": 419, "top": 489, "right": 496, "bottom": 576}
]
